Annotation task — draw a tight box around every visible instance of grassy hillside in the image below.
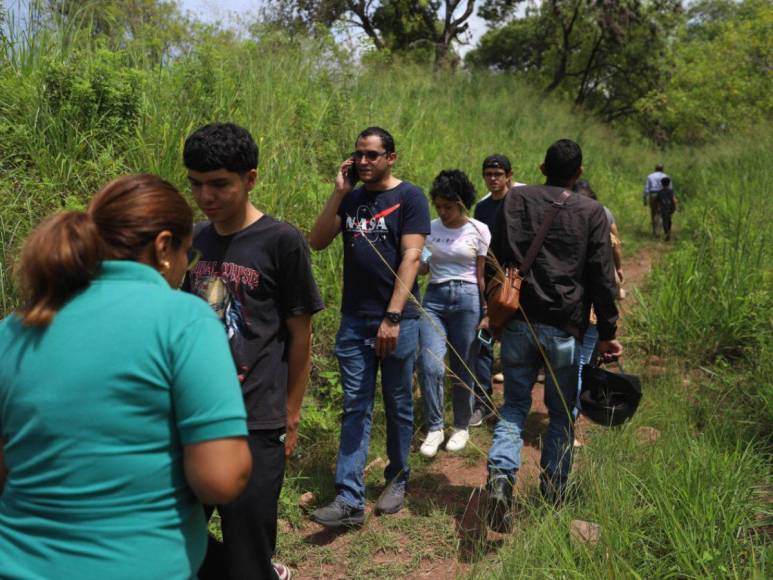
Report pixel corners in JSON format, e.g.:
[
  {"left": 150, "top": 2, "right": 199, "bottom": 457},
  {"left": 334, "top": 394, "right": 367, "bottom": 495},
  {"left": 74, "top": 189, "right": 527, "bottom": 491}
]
[{"left": 1, "top": 28, "right": 654, "bottom": 321}]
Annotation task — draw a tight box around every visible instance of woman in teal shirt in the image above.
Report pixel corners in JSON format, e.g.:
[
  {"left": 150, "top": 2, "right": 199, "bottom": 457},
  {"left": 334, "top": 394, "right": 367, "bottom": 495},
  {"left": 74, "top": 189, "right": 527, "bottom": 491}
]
[{"left": 0, "top": 175, "right": 252, "bottom": 579}]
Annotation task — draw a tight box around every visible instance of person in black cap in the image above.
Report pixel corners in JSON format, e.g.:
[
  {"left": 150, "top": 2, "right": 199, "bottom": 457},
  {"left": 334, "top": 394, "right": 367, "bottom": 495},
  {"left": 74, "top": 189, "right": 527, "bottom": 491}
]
[{"left": 470, "top": 154, "right": 524, "bottom": 427}]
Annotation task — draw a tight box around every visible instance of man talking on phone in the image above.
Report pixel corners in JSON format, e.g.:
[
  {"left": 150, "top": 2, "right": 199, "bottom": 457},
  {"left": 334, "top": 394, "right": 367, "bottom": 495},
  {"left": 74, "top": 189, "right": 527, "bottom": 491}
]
[{"left": 308, "top": 127, "right": 430, "bottom": 527}]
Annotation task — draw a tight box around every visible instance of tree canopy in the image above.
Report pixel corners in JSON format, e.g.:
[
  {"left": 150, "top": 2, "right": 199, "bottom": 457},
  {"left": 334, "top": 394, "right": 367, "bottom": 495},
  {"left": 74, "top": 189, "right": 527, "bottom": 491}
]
[{"left": 265, "top": 0, "right": 476, "bottom": 65}]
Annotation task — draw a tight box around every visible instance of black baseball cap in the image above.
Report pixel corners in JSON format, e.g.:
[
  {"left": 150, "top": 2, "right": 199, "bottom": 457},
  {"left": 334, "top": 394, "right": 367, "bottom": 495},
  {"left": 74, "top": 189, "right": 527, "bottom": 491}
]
[{"left": 482, "top": 154, "right": 512, "bottom": 174}]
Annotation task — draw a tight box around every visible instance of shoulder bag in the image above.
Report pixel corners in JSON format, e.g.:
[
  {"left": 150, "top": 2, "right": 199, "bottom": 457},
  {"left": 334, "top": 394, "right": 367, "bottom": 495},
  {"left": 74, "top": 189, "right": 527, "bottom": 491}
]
[{"left": 485, "top": 190, "right": 571, "bottom": 334}]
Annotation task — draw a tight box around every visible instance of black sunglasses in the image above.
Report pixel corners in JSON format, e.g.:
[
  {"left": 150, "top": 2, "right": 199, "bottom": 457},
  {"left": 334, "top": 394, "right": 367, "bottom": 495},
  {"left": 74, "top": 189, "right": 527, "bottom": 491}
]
[{"left": 351, "top": 150, "right": 389, "bottom": 161}]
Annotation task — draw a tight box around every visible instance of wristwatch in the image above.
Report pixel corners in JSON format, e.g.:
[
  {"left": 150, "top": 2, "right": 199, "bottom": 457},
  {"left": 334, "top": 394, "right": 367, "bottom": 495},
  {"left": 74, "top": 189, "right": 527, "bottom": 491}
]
[{"left": 384, "top": 311, "right": 402, "bottom": 324}]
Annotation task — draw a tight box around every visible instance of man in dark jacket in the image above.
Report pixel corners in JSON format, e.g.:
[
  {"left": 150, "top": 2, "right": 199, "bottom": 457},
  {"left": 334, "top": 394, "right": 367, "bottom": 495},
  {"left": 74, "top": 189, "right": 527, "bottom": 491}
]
[{"left": 484, "top": 139, "right": 623, "bottom": 531}]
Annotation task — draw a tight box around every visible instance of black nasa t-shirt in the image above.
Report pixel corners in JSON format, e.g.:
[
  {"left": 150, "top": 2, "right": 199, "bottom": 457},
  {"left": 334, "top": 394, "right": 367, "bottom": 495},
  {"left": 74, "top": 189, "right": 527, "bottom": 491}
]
[
  {"left": 185, "top": 215, "right": 324, "bottom": 430},
  {"left": 337, "top": 181, "right": 431, "bottom": 319}
]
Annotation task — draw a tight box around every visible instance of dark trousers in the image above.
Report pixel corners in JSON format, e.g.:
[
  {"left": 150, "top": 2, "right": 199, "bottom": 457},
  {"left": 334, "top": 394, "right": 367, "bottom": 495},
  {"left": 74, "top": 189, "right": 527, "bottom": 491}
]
[
  {"left": 661, "top": 206, "right": 673, "bottom": 237},
  {"left": 199, "top": 428, "right": 286, "bottom": 580},
  {"left": 474, "top": 338, "right": 494, "bottom": 411}
]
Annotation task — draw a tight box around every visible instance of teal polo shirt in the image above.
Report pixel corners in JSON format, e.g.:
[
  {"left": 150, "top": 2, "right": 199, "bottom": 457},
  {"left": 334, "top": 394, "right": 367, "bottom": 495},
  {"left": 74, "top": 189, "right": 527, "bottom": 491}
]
[{"left": 0, "top": 260, "right": 248, "bottom": 580}]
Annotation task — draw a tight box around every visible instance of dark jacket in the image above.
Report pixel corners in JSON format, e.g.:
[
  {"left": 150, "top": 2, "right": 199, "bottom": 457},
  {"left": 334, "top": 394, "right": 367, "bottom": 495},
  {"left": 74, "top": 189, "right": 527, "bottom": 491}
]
[{"left": 487, "top": 184, "right": 619, "bottom": 340}]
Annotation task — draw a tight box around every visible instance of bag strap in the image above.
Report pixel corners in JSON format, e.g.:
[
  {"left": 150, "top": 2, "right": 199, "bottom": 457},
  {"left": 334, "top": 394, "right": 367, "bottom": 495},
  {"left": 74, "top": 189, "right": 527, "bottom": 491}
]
[{"left": 519, "top": 189, "right": 571, "bottom": 276}]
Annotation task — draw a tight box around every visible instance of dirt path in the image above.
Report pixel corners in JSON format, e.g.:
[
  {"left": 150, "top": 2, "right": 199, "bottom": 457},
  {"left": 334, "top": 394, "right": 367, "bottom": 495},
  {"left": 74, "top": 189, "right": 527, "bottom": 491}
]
[{"left": 283, "top": 244, "right": 659, "bottom": 579}]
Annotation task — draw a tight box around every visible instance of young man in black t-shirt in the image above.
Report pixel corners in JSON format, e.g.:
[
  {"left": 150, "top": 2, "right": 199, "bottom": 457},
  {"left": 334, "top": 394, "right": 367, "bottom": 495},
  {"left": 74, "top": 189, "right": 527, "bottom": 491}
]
[
  {"left": 183, "top": 123, "right": 323, "bottom": 580},
  {"left": 470, "top": 154, "right": 524, "bottom": 428},
  {"left": 308, "top": 127, "right": 430, "bottom": 527}
]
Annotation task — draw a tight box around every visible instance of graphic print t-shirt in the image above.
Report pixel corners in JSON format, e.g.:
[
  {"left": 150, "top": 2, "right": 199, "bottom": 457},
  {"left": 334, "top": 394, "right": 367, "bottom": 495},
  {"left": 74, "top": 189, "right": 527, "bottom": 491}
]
[
  {"left": 337, "top": 181, "right": 431, "bottom": 319},
  {"left": 186, "top": 216, "right": 324, "bottom": 430},
  {"left": 426, "top": 218, "right": 491, "bottom": 285}
]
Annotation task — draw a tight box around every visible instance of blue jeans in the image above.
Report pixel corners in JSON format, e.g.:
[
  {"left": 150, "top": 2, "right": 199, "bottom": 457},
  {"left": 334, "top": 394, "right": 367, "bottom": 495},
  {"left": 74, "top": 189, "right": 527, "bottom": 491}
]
[
  {"left": 417, "top": 281, "right": 480, "bottom": 431},
  {"left": 488, "top": 319, "right": 579, "bottom": 495},
  {"left": 576, "top": 324, "right": 599, "bottom": 418},
  {"left": 334, "top": 314, "right": 419, "bottom": 509}
]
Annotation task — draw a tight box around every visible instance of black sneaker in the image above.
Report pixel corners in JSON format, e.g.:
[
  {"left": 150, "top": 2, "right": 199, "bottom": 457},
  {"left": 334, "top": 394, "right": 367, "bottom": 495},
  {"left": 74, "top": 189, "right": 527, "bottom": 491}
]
[
  {"left": 470, "top": 407, "right": 494, "bottom": 427},
  {"left": 485, "top": 472, "right": 515, "bottom": 533},
  {"left": 310, "top": 497, "right": 365, "bottom": 528},
  {"left": 374, "top": 478, "right": 406, "bottom": 515},
  {"left": 469, "top": 407, "right": 485, "bottom": 428}
]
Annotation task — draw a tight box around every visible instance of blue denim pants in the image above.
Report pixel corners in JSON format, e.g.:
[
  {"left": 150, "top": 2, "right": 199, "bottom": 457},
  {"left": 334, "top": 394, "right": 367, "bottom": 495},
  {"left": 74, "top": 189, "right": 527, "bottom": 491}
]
[
  {"left": 576, "top": 324, "right": 599, "bottom": 418},
  {"left": 417, "top": 281, "right": 480, "bottom": 431},
  {"left": 334, "top": 314, "right": 419, "bottom": 509},
  {"left": 488, "top": 319, "right": 579, "bottom": 494}
]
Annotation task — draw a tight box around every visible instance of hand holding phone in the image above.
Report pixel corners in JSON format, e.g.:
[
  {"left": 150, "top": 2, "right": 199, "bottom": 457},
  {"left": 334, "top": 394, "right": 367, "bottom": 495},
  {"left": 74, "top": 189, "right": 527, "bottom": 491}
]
[
  {"left": 477, "top": 328, "right": 493, "bottom": 346},
  {"left": 335, "top": 158, "right": 357, "bottom": 194},
  {"left": 346, "top": 160, "right": 359, "bottom": 187}
]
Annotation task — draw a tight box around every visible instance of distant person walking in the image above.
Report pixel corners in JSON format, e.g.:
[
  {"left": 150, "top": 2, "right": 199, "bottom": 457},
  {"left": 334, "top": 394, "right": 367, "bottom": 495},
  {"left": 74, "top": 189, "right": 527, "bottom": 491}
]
[
  {"left": 484, "top": 140, "right": 621, "bottom": 532},
  {"left": 0, "top": 175, "right": 251, "bottom": 580},
  {"left": 657, "top": 176, "right": 678, "bottom": 240},
  {"left": 417, "top": 170, "right": 491, "bottom": 458},
  {"left": 471, "top": 154, "right": 525, "bottom": 428},
  {"left": 308, "top": 127, "right": 430, "bottom": 527},
  {"left": 644, "top": 163, "right": 670, "bottom": 237}
]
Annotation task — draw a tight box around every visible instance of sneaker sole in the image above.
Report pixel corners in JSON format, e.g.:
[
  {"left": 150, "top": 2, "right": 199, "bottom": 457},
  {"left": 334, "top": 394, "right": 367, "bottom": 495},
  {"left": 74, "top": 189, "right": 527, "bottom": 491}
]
[
  {"left": 469, "top": 418, "right": 483, "bottom": 428},
  {"left": 374, "top": 502, "right": 404, "bottom": 516},
  {"left": 310, "top": 514, "right": 365, "bottom": 528},
  {"left": 446, "top": 443, "right": 468, "bottom": 452},
  {"left": 419, "top": 447, "right": 440, "bottom": 458}
]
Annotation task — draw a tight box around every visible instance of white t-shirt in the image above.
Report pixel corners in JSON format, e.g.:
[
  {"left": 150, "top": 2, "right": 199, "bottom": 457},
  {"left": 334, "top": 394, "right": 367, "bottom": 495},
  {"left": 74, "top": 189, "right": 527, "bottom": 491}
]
[{"left": 426, "top": 218, "right": 492, "bottom": 285}]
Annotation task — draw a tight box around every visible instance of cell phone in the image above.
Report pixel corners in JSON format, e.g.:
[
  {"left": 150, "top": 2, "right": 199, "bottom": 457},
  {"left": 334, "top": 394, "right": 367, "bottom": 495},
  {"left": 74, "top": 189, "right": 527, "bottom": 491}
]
[
  {"left": 420, "top": 247, "right": 432, "bottom": 264},
  {"left": 477, "top": 328, "right": 493, "bottom": 346},
  {"left": 346, "top": 160, "right": 359, "bottom": 186}
]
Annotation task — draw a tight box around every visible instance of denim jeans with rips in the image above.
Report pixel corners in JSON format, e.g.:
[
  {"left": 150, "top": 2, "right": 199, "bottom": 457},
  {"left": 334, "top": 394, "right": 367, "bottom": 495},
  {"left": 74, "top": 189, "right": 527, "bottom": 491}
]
[
  {"left": 487, "top": 319, "right": 579, "bottom": 496},
  {"left": 333, "top": 314, "right": 419, "bottom": 510},
  {"left": 417, "top": 281, "right": 480, "bottom": 431}
]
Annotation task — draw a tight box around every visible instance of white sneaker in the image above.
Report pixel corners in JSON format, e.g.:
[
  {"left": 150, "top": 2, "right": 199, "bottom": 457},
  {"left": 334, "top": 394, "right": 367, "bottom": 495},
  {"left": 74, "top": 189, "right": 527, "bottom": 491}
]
[
  {"left": 420, "top": 430, "right": 445, "bottom": 458},
  {"left": 446, "top": 429, "right": 469, "bottom": 452}
]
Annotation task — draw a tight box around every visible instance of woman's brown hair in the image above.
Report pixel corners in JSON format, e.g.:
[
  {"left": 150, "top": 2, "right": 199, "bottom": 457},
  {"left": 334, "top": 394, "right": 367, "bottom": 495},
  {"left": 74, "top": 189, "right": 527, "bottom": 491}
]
[{"left": 16, "top": 174, "right": 193, "bottom": 327}]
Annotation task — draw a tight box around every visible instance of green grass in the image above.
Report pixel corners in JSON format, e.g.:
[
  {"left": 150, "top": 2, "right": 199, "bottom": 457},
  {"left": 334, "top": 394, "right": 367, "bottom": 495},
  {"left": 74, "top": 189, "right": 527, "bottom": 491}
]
[
  {"left": 630, "top": 131, "right": 773, "bottom": 439},
  {"left": 483, "top": 365, "right": 771, "bottom": 579}
]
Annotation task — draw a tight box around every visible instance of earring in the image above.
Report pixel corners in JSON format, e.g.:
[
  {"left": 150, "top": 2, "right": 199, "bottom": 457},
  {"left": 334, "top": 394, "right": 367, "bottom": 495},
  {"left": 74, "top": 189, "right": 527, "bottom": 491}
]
[{"left": 160, "top": 260, "right": 171, "bottom": 273}]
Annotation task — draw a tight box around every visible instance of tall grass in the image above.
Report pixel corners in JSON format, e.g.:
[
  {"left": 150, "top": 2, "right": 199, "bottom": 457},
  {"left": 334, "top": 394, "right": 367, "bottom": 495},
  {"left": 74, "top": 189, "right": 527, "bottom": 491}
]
[
  {"left": 485, "top": 363, "right": 771, "bottom": 578},
  {"left": 630, "top": 131, "right": 773, "bottom": 438},
  {"left": 0, "top": 19, "right": 656, "bottom": 331}
]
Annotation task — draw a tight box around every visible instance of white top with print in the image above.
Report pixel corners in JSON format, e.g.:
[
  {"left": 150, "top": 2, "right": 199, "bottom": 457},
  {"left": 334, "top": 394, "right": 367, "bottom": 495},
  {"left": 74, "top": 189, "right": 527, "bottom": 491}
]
[{"left": 427, "top": 218, "right": 491, "bottom": 285}]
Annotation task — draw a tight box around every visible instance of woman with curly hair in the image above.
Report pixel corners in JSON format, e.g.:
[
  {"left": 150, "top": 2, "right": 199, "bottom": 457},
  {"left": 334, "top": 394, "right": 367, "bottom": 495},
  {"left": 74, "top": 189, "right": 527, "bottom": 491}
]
[{"left": 417, "top": 170, "right": 491, "bottom": 457}]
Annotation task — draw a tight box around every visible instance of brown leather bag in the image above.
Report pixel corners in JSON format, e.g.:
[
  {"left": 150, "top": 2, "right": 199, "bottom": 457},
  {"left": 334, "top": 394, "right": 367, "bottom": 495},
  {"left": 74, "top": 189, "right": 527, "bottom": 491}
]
[{"left": 486, "top": 190, "right": 571, "bottom": 334}]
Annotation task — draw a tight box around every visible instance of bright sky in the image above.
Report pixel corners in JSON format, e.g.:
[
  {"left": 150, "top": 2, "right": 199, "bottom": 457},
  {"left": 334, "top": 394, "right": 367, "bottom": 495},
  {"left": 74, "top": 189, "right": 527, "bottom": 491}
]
[{"left": 180, "top": 0, "right": 262, "bottom": 23}]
